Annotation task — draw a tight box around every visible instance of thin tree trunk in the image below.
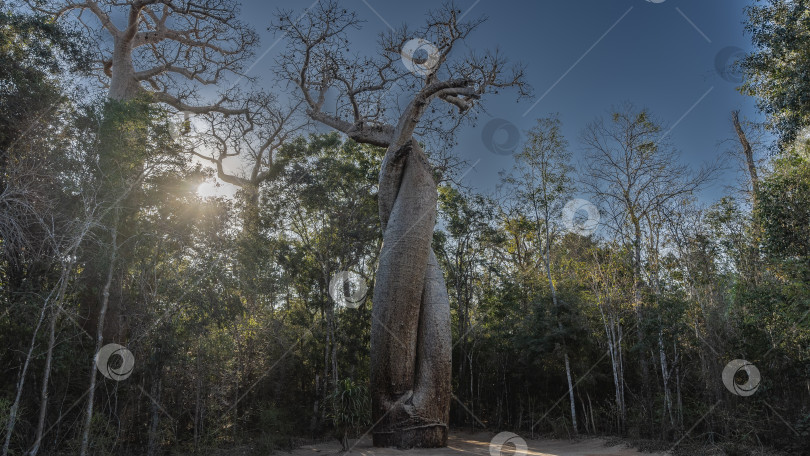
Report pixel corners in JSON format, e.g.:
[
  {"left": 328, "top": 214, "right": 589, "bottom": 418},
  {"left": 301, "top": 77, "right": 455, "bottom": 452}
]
[
  {"left": 29, "top": 306, "right": 59, "bottom": 456},
  {"left": 542, "top": 208, "right": 577, "bottom": 433},
  {"left": 731, "top": 110, "right": 759, "bottom": 204},
  {"left": 562, "top": 351, "right": 577, "bottom": 432},
  {"left": 30, "top": 265, "right": 71, "bottom": 456},
  {"left": 25, "top": 209, "right": 96, "bottom": 455},
  {"left": 603, "top": 310, "right": 624, "bottom": 432},
  {"left": 674, "top": 340, "right": 683, "bottom": 431},
  {"left": 2, "top": 293, "right": 50, "bottom": 456},
  {"left": 194, "top": 351, "right": 202, "bottom": 450},
  {"left": 147, "top": 371, "right": 162, "bottom": 456},
  {"left": 617, "top": 322, "right": 625, "bottom": 428},
  {"left": 658, "top": 328, "right": 674, "bottom": 430},
  {"left": 80, "top": 225, "right": 118, "bottom": 456},
  {"left": 578, "top": 390, "right": 589, "bottom": 434}
]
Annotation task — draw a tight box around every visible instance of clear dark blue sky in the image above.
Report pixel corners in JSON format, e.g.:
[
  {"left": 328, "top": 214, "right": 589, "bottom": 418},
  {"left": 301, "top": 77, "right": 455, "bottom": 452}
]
[{"left": 227, "top": 0, "right": 760, "bottom": 200}]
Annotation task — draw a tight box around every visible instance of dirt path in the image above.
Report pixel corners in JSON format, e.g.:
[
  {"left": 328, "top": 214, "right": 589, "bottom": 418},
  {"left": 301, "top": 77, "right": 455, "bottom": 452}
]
[{"left": 285, "top": 432, "right": 670, "bottom": 456}]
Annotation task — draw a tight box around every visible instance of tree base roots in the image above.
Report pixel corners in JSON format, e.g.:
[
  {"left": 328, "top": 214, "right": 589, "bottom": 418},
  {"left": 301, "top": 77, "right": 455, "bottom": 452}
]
[{"left": 372, "top": 424, "right": 448, "bottom": 448}]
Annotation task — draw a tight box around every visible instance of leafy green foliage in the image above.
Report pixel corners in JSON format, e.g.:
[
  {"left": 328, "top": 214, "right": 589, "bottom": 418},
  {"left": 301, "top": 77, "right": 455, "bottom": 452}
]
[
  {"left": 741, "top": 0, "right": 810, "bottom": 146},
  {"left": 327, "top": 378, "right": 371, "bottom": 449},
  {"left": 757, "top": 148, "right": 810, "bottom": 266},
  {"left": 1, "top": 2, "right": 809, "bottom": 455}
]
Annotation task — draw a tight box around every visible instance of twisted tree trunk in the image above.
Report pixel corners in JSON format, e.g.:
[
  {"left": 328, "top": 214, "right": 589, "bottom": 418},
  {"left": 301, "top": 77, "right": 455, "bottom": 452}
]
[{"left": 370, "top": 139, "right": 451, "bottom": 448}]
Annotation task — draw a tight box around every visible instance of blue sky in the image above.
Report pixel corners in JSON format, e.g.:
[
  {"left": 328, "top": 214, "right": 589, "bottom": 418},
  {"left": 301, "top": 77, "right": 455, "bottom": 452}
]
[{"left": 208, "top": 0, "right": 762, "bottom": 201}]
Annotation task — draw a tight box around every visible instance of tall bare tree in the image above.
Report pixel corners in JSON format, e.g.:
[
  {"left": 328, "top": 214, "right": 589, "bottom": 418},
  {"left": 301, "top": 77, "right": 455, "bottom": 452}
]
[
  {"left": 186, "top": 94, "right": 304, "bottom": 227},
  {"left": 273, "top": 1, "right": 527, "bottom": 447},
  {"left": 502, "top": 116, "right": 578, "bottom": 433},
  {"left": 582, "top": 103, "right": 715, "bottom": 424},
  {"left": 28, "top": 0, "right": 257, "bottom": 112}
]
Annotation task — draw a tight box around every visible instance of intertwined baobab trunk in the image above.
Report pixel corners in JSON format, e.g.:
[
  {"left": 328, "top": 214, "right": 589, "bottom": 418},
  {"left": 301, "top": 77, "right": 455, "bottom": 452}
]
[
  {"left": 370, "top": 139, "right": 451, "bottom": 447},
  {"left": 273, "top": 3, "right": 526, "bottom": 447}
]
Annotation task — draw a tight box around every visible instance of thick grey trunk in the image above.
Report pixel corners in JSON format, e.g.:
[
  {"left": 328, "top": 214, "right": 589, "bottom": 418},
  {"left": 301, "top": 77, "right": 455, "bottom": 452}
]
[
  {"left": 371, "top": 140, "right": 451, "bottom": 448},
  {"left": 631, "top": 221, "right": 651, "bottom": 417},
  {"left": 108, "top": 42, "right": 140, "bottom": 101}
]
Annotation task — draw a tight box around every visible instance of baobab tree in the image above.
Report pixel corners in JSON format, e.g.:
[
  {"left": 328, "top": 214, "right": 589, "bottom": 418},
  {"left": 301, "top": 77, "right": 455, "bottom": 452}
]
[
  {"left": 25, "top": 0, "right": 291, "bottom": 203},
  {"left": 27, "top": 0, "right": 257, "bottom": 112},
  {"left": 273, "top": 1, "right": 527, "bottom": 448},
  {"left": 20, "top": 3, "right": 262, "bottom": 454},
  {"left": 23, "top": 0, "right": 264, "bottom": 335}
]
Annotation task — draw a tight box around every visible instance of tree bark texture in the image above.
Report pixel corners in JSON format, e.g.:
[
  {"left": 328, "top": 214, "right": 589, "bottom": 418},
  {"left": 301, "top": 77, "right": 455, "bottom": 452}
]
[{"left": 370, "top": 139, "right": 451, "bottom": 448}]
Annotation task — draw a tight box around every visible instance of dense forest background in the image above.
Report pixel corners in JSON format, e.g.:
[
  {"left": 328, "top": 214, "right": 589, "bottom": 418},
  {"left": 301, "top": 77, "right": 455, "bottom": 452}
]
[{"left": 1, "top": 0, "right": 809, "bottom": 455}]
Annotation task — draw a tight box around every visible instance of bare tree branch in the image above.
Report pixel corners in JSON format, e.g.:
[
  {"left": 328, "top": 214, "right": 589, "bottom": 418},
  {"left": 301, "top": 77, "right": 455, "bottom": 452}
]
[
  {"left": 28, "top": 0, "right": 258, "bottom": 113},
  {"left": 271, "top": 0, "right": 530, "bottom": 151}
]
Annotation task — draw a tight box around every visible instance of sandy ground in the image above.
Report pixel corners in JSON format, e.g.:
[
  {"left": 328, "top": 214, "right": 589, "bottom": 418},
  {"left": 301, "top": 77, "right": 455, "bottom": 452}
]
[{"left": 284, "top": 432, "right": 670, "bottom": 456}]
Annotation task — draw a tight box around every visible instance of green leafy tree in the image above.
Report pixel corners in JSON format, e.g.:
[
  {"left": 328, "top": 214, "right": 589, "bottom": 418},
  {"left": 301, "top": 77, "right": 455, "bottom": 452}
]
[
  {"left": 741, "top": 0, "right": 810, "bottom": 146},
  {"left": 501, "top": 115, "right": 578, "bottom": 433}
]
